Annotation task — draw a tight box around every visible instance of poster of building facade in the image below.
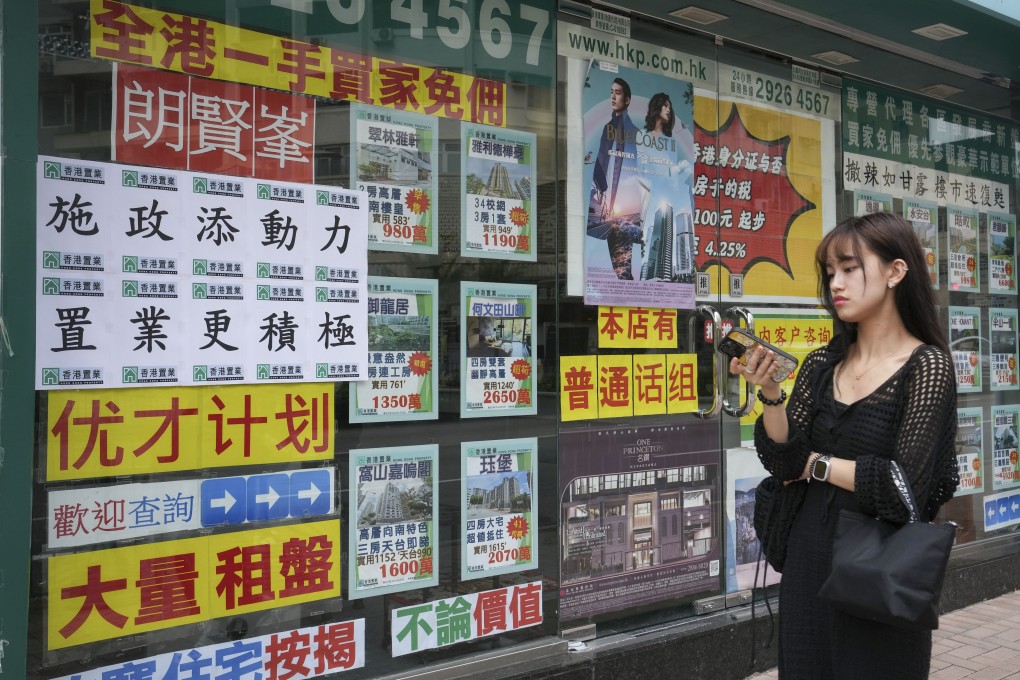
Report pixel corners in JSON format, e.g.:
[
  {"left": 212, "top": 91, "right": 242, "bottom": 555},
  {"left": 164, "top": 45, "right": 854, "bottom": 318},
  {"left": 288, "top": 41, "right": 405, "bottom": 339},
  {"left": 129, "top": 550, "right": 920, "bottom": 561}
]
[
  {"left": 350, "top": 104, "right": 438, "bottom": 254},
  {"left": 559, "top": 424, "right": 720, "bottom": 622},
  {"left": 348, "top": 445, "right": 438, "bottom": 599},
  {"left": 724, "top": 447, "right": 780, "bottom": 593},
  {"left": 461, "top": 123, "right": 537, "bottom": 261},
  {"left": 991, "top": 404, "right": 1020, "bottom": 491},
  {"left": 581, "top": 60, "right": 696, "bottom": 309},
  {"left": 903, "top": 198, "right": 940, "bottom": 288},
  {"left": 956, "top": 407, "right": 984, "bottom": 496},
  {"left": 989, "top": 307, "right": 1019, "bottom": 391},
  {"left": 949, "top": 306, "right": 983, "bottom": 392},
  {"left": 36, "top": 156, "right": 368, "bottom": 390},
  {"left": 349, "top": 276, "right": 438, "bottom": 423},
  {"left": 460, "top": 281, "right": 537, "bottom": 418},
  {"left": 947, "top": 206, "right": 980, "bottom": 293},
  {"left": 988, "top": 212, "right": 1017, "bottom": 295},
  {"left": 461, "top": 438, "right": 538, "bottom": 580}
]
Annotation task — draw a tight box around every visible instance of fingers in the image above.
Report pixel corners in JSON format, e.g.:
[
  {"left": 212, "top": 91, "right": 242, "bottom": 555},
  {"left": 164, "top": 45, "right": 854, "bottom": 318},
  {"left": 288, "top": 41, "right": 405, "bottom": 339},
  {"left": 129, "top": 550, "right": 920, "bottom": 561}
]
[{"left": 736, "top": 348, "right": 776, "bottom": 384}]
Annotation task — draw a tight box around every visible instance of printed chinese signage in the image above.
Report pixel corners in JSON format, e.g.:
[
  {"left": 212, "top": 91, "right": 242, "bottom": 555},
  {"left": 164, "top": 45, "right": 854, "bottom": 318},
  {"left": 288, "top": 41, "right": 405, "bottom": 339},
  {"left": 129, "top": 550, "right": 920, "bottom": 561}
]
[
  {"left": 955, "top": 407, "right": 984, "bottom": 496},
  {"left": 391, "top": 581, "right": 543, "bottom": 656},
  {"left": 36, "top": 156, "right": 367, "bottom": 389},
  {"left": 91, "top": 0, "right": 507, "bottom": 126},
  {"left": 348, "top": 445, "right": 438, "bottom": 599},
  {"left": 988, "top": 212, "right": 1017, "bottom": 295},
  {"left": 598, "top": 306, "right": 678, "bottom": 348},
  {"left": 461, "top": 123, "right": 537, "bottom": 261},
  {"left": 559, "top": 353, "right": 699, "bottom": 421},
  {"left": 461, "top": 438, "right": 538, "bottom": 580},
  {"left": 903, "top": 199, "right": 940, "bottom": 287},
  {"left": 853, "top": 189, "right": 892, "bottom": 215},
  {"left": 48, "top": 519, "right": 340, "bottom": 649},
  {"left": 581, "top": 60, "right": 696, "bottom": 308},
  {"left": 350, "top": 104, "right": 438, "bottom": 253},
  {"left": 461, "top": 281, "right": 537, "bottom": 418},
  {"left": 53, "top": 619, "right": 365, "bottom": 679},
  {"left": 48, "top": 467, "right": 334, "bottom": 549},
  {"left": 47, "top": 384, "right": 333, "bottom": 481},
  {"left": 948, "top": 206, "right": 980, "bottom": 292},
  {"left": 349, "top": 277, "right": 438, "bottom": 423},
  {"left": 991, "top": 405, "right": 1020, "bottom": 491},
  {"left": 990, "top": 308, "right": 1019, "bottom": 391},
  {"left": 949, "top": 306, "right": 983, "bottom": 393},
  {"left": 114, "top": 64, "right": 314, "bottom": 182},
  {"left": 559, "top": 425, "right": 721, "bottom": 621}
]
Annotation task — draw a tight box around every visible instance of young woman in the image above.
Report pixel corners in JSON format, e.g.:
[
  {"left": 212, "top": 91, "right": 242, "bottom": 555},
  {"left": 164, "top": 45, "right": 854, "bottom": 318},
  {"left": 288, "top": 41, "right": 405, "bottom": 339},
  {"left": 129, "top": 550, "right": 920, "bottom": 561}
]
[
  {"left": 733, "top": 212, "right": 959, "bottom": 679},
  {"left": 643, "top": 92, "right": 674, "bottom": 139}
]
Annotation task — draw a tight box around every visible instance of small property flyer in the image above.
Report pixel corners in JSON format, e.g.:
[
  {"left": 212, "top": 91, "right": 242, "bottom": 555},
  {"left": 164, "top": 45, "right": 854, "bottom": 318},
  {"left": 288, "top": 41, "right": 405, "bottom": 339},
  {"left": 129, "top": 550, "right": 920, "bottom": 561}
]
[
  {"left": 903, "top": 198, "right": 939, "bottom": 288},
  {"left": 350, "top": 104, "right": 438, "bottom": 253},
  {"left": 348, "top": 445, "right": 438, "bottom": 599},
  {"left": 461, "top": 437, "right": 538, "bottom": 580},
  {"left": 461, "top": 123, "right": 537, "bottom": 261},
  {"left": 853, "top": 189, "right": 892, "bottom": 216},
  {"left": 460, "top": 281, "right": 538, "bottom": 418},
  {"left": 955, "top": 407, "right": 984, "bottom": 496},
  {"left": 989, "top": 307, "right": 1019, "bottom": 391},
  {"left": 947, "top": 206, "right": 980, "bottom": 292},
  {"left": 988, "top": 212, "right": 1017, "bottom": 295},
  {"left": 349, "top": 276, "right": 438, "bottom": 423},
  {"left": 991, "top": 404, "right": 1020, "bottom": 491},
  {"left": 949, "top": 306, "right": 982, "bottom": 392}
]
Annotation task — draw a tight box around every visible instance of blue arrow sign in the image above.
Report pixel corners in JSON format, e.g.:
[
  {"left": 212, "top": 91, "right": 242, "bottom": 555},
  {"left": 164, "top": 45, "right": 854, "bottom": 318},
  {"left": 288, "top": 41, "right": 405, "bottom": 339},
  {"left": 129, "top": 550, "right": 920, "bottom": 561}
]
[
  {"left": 201, "top": 477, "right": 247, "bottom": 526},
  {"left": 247, "top": 473, "right": 290, "bottom": 521},
  {"left": 1010, "top": 493, "right": 1020, "bottom": 520},
  {"left": 289, "top": 469, "right": 333, "bottom": 518}
]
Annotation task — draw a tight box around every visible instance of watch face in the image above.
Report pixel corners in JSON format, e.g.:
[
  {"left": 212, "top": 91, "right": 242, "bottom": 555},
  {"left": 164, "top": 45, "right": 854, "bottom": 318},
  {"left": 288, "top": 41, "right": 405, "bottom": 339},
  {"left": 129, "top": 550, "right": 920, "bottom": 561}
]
[{"left": 813, "top": 458, "right": 829, "bottom": 480}]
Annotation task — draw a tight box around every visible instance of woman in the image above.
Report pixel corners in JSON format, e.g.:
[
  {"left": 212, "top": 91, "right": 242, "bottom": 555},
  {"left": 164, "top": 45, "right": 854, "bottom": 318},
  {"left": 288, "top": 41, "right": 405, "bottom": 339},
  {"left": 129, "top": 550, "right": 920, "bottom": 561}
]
[
  {"left": 644, "top": 92, "right": 674, "bottom": 138},
  {"left": 733, "top": 212, "right": 959, "bottom": 679}
]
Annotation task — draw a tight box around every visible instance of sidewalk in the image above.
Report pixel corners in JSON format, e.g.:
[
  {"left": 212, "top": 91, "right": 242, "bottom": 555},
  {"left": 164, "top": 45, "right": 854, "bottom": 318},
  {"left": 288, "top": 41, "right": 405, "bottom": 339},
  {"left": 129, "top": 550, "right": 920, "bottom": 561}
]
[{"left": 745, "top": 590, "right": 1020, "bottom": 679}]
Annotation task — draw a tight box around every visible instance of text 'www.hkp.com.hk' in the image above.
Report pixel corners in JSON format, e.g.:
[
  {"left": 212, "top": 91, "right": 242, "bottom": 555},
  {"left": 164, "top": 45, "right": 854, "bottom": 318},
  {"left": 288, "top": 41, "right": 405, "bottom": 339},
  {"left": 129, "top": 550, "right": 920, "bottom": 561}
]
[{"left": 567, "top": 31, "right": 708, "bottom": 80}]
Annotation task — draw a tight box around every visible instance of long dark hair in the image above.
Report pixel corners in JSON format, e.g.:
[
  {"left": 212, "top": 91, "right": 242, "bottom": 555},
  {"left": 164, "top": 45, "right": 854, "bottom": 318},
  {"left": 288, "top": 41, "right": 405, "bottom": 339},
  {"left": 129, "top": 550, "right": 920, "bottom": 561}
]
[
  {"left": 815, "top": 212, "right": 949, "bottom": 355},
  {"left": 644, "top": 92, "right": 674, "bottom": 136}
]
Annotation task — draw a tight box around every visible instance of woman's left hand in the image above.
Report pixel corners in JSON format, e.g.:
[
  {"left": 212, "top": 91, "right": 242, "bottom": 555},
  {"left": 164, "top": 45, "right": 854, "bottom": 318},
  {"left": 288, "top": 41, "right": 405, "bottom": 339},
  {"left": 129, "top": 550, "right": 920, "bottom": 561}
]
[{"left": 729, "top": 346, "right": 781, "bottom": 394}]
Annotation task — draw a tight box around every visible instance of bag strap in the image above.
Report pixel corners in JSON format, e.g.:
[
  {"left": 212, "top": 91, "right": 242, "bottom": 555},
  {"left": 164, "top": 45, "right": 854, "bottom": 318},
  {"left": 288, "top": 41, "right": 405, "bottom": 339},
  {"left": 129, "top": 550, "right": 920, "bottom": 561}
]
[{"left": 889, "top": 460, "right": 920, "bottom": 523}]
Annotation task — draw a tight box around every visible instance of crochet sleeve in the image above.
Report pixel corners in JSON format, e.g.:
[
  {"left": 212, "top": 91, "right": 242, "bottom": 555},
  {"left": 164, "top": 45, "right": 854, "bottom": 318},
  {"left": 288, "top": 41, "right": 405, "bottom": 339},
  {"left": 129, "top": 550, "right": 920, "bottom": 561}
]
[
  {"left": 854, "top": 346, "right": 959, "bottom": 523},
  {"left": 753, "top": 346, "right": 827, "bottom": 481}
]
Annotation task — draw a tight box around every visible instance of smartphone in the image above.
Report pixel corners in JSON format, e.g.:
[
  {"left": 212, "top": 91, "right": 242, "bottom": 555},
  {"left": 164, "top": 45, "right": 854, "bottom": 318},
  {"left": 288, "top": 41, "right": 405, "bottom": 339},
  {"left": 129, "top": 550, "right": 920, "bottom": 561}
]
[{"left": 717, "top": 328, "right": 799, "bottom": 383}]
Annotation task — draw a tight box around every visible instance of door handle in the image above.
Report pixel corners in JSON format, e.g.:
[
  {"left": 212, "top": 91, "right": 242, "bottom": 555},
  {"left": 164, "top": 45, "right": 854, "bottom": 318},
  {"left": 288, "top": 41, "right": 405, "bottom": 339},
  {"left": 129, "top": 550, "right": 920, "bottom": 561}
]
[
  {"left": 721, "top": 307, "right": 756, "bottom": 417},
  {"left": 690, "top": 305, "right": 722, "bottom": 419}
]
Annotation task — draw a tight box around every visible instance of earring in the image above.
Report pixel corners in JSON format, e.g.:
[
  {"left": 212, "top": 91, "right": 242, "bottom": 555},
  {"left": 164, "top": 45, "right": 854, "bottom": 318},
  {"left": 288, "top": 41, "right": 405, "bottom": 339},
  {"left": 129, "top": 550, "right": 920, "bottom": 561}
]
[{"left": 888, "top": 281, "right": 895, "bottom": 288}]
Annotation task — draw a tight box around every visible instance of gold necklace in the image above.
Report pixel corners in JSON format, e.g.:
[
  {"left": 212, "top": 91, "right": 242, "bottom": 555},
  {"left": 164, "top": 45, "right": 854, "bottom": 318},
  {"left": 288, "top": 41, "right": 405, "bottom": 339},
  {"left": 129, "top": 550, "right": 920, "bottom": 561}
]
[{"left": 849, "top": 341, "right": 909, "bottom": 381}]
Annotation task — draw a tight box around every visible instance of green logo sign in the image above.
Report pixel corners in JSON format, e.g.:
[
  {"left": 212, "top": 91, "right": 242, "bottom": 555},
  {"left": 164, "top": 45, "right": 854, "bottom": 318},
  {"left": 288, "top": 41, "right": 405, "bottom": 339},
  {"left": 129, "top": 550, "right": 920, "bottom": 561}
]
[
  {"left": 257, "top": 184, "right": 271, "bottom": 199},
  {"left": 193, "top": 365, "right": 208, "bottom": 382},
  {"left": 42, "top": 278, "right": 60, "bottom": 295},
  {"left": 316, "top": 287, "right": 328, "bottom": 302},
  {"left": 122, "top": 280, "right": 139, "bottom": 297},
  {"left": 257, "top": 364, "right": 271, "bottom": 379},
  {"left": 257, "top": 285, "right": 270, "bottom": 300},
  {"left": 257, "top": 262, "right": 271, "bottom": 278},
  {"left": 122, "top": 256, "right": 139, "bottom": 273},
  {"left": 193, "top": 283, "right": 208, "bottom": 299},
  {"left": 43, "top": 251, "right": 61, "bottom": 269},
  {"left": 193, "top": 177, "right": 208, "bottom": 193},
  {"left": 193, "top": 259, "right": 208, "bottom": 275},
  {"left": 44, "top": 161, "right": 62, "bottom": 179},
  {"left": 42, "top": 368, "right": 60, "bottom": 385},
  {"left": 315, "top": 266, "right": 328, "bottom": 281},
  {"left": 122, "top": 170, "right": 139, "bottom": 187},
  {"left": 122, "top": 367, "right": 138, "bottom": 383},
  {"left": 317, "top": 190, "right": 328, "bottom": 205},
  {"left": 316, "top": 363, "right": 329, "bottom": 378}
]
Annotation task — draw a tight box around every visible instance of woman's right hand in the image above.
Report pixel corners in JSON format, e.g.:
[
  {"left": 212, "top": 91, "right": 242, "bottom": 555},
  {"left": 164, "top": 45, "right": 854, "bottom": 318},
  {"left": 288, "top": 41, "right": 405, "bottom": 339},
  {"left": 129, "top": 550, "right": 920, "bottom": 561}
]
[{"left": 729, "top": 347, "right": 783, "bottom": 401}]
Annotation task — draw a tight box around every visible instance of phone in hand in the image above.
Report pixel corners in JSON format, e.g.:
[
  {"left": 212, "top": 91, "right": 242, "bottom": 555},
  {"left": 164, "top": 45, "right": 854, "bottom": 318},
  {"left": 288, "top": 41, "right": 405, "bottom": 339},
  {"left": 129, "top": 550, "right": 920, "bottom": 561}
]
[{"left": 717, "top": 327, "right": 799, "bottom": 382}]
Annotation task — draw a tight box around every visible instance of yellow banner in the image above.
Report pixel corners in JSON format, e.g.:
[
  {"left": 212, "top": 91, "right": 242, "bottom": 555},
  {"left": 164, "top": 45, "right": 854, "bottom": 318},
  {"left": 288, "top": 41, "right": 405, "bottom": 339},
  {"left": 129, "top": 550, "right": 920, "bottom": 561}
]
[
  {"left": 90, "top": 0, "right": 506, "bottom": 126},
  {"left": 633, "top": 354, "right": 668, "bottom": 416},
  {"left": 561, "top": 353, "right": 698, "bottom": 420},
  {"left": 48, "top": 384, "right": 334, "bottom": 481},
  {"left": 48, "top": 520, "right": 340, "bottom": 649},
  {"left": 596, "top": 355, "right": 633, "bottom": 419},
  {"left": 561, "top": 355, "right": 598, "bottom": 422},
  {"left": 666, "top": 353, "right": 698, "bottom": 414},
  {"left": 598, "top": 307, "right": 678, "bottom": 349}
]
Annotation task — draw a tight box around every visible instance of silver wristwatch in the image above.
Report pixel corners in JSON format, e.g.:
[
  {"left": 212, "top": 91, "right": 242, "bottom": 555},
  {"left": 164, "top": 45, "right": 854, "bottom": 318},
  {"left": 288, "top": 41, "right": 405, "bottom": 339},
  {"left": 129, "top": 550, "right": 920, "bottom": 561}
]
[{"left": 810, "top": 455, "right": 832, "bottom": 483}]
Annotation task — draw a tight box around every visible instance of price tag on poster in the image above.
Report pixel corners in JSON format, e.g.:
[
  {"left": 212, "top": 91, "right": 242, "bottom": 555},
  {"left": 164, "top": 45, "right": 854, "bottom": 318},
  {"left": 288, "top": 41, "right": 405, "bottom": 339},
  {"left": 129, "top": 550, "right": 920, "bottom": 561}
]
[
  {"left": 853, "top": 189, "right": 892, "bottom": 216},
  {"left": 949, "top": 306, "right": 983, "bottom": 393},
  {"left": 350, "top": 104, "right": 438, "bottom": 254},
  {"left": 461, "top": 438, "right": 538, "bottom": 580},
  {"left": 988, "top": 212, "right": 1017, "bottom": 295},
  {"left": 903, "top": 199, "right": 939, "bottom": 288},
  {"left": 990, "top": 307, "right": 1019, "bottom": 391},
  {"left": 948, "top": 206, "right": 980, "bottom": 292},
  {"left": 461, "top": 123, "right": 537, "bottom": 261},
  {"left": 956, "top": 407, "right": 984, "bottom": 496},
  {"left": 348, "top": 445, "right": 438, "bottom": 599},
  {"left": 460, "top": 281, "right": 538, "bottom": 418},
  {"left": 991, "top": 404, "right": 1020, "bottom": 491},
  {"left": 349, "top": 277, "right": 438, "bottom": 423}
]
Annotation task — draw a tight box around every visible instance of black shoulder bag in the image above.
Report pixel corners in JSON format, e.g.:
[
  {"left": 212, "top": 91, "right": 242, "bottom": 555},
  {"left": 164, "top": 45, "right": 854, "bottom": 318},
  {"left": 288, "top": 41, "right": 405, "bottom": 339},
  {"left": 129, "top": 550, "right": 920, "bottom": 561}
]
[
  {"left": 818, "top": 461, "right": 956, "bottom": 630},
  {"left": 753, "top": 475, "right": 806, "bottom": 573}
]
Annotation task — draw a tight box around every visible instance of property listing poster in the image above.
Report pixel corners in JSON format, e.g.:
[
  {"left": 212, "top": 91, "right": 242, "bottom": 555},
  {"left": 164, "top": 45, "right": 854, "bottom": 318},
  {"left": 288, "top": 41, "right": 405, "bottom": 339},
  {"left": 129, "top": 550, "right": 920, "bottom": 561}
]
[
  {"left": 949, "top": 306, "right": 983, "bottom": 393},
  {"left": 947, "top": 206, "right": 980, "bottom": 292},
  {"left": 348, "top": 445, "right": 438, "bottom": 599},
  {"left": 903, "top": 199, "right": 940, "bottom": 288},
  {"left": 460, "top": 281, "right": 537, "bottom": 418},
  {"left": 461, "top": 123, "right": 537, "bottom": 261},
  {"left": 559, "top": 424, "right": 720, "bottom": 622},
  {"left": 956, "top": 407, "right": 984, "bottom": 496},
  {"left": 989, "top": 307, "right": 1019, "bottom": 391},
  {"left": 461, "top": 438, "right": 539, "bottom": 580},
  {"left": 350, "top": 104, "right": 438, "bottom": 254},
  {"left": 36, "top": 156, "right": 368, "bottom": 390},
  {"left": 725, "top": 447, "right": 780, "bottom": 593},
  {"left": 988, "top": 212, "right": 1017, "bottom": 294},
  {"left": 581, "top": 60, "right": 696, "bottom": 309},
  {"left": 349, "top": 276, "right": 438, "bottom": 423},
  {"left": 853, "top": 189, "right": 892, "bottom": 216},
  {"left": 991, "top": 404, "right": 1020, "bottom": 491}
]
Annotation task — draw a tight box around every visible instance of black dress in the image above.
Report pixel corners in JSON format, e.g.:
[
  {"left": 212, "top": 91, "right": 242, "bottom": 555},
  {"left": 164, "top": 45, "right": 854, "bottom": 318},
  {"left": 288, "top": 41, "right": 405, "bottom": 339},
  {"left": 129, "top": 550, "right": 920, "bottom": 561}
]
[{"left": 754, "top": 338, "right": 959, "bottom": 680}]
